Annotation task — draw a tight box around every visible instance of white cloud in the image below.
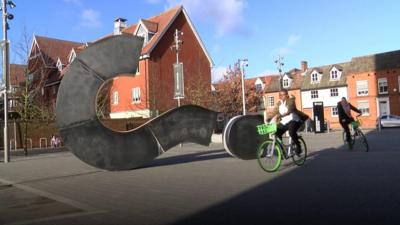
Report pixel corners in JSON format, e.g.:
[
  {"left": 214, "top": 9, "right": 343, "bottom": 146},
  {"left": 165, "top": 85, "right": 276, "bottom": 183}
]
[
  {"left": 287, "top": 34, "right": 301, "bottom": 46},
  {"left": 212, "top": 66, "right": 228, "bottom": 83},
  {"left": 80, "top": 9, "right": 102, "bottom": 28},
  {"left": 256, "top": 69, "right": 278, "bottom": 76},
  {"left": 150, "top": 0, "right": 248, "bottom": 37},
  {"left": 271, "top": 34, "right": 301, "bottom": 57}
]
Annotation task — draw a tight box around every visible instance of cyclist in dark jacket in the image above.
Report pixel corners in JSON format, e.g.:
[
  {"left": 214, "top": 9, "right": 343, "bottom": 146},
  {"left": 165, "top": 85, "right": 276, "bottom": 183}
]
[{"left": 337, "top": 97, "right": 361, "bottom": 144}]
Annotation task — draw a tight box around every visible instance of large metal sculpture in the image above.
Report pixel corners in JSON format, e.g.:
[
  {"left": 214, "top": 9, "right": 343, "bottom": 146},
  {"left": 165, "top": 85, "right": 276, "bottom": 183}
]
[
  {"left": 223, "top": 115, "right": 264, "bottom": 160},
  {"left": 56, "top": 35, "right": 216, "bottom": 171}
]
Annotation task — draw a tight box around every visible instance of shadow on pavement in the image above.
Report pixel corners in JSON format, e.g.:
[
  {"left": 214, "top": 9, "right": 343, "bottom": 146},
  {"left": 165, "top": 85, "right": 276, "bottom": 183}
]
[
  {"left": 169, "top": 130, "right": 400, "bottom": 225},
  {"left": 143, "top": 149, "right": 231, "bottom": 168}
]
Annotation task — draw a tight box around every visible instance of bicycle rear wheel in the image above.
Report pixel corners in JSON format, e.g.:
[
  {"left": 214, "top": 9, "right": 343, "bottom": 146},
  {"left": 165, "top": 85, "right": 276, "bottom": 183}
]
[
  {"left": 257, "top": 140, "right": 282, "bottom": 172},
  {"left": 291, "top": 137, "right": 307, "bottom": 166},
  {"left": 356, "top": 130, "right": 369, "bottom": 152}
]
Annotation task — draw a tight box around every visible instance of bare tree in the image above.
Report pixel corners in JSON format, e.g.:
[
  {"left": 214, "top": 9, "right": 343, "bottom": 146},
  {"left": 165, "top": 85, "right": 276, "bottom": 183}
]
[
  {"left": 13, "top": 26, "right": 56, "bottom": 154},
  {"left": 213, "top": 62, "right": 262, "bottom": 117}
]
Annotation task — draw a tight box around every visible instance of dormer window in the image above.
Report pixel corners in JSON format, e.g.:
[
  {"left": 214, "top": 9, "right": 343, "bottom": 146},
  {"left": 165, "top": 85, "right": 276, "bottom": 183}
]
[
  {"left": 56, "top": 58, "right": 63, "bottom": 71},
  {"left": 330, "top": 67, "right": 341, "bottom": 81},
  {"left": 254, "top": 78, "right": 264, "bottom": 92},
  {"left": 283, "top": 78, "right": 289, "bottom": 88},
  {"left": 311, "top": 70, "right": 321, "bottom": 83},
  {"left": 282, "top": 74, "right": 292, "bottom": 88},
  {"left": 311, "top": 73, "right": 318, "bottom": 83},
  {"left": 255, "top": 83, "right": 262, "bottom": 91},
  {"left": 134, "top": 19, "right": 158, "bottom": 46},
  {"left": 331, "top": 70, "right": 338, "bottom": 80},
  {"left": 136, "top": 24, "right": 148, "bottom": 45}
]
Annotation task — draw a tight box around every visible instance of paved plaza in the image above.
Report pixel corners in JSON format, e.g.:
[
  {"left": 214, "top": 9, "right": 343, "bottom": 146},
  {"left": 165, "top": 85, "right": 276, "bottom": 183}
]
[{"left": 1, "top": 129, "right": 400, "bottom": 225}]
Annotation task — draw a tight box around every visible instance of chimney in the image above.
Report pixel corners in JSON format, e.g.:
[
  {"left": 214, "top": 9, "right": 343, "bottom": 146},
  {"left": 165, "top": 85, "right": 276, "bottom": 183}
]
[
  {"left": 114, "top": 18, "right": 127, "bottom": 35},
  {"left": 301, "top": 61, "right": 308, "bottom": 72}
]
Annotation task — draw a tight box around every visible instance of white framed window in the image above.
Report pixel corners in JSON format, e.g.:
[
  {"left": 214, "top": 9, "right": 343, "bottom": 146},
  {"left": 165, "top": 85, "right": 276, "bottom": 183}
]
[
  {"left": 113, "top": 91, "right": 119, "bottom": 105},
  {"left": 268, "top": 96, "right": 274, "bottom": 107},
  {"left": 378, "top": 78, "right": 388, "bottom": 94},
  {"left": 255, "top": 83, "right": 262, "bottom": 91},
  {"left": 311, "top": 90, "right": 318, "bottom": 99},
  {"left": 357, "top": 100, "right": 370, "bottom": 116},
  {"left": 331, "top": 70, "right": 338, "bottom": 80},
  {"left": 311, "top": 73, "right": 318, "bottom": 83},
  {"left": 132, "top": 87, "right": 141, "bottom": 103},
  {"left": 356, "top": 80, "right": 368, "bottom": 96},
  {"left": 330, "top": 88, "right": 338, "bottom": 97},
  {"left": 283, "top": 78, "right": 289, "bottom": 88},
  {"left": 331, "top": 106, "right": 338, "bottom": 117}
]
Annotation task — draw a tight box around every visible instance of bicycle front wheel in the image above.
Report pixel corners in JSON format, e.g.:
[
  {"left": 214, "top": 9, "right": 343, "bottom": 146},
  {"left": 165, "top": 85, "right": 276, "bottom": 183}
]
[
  {"left": 356, "top": 130, "right": 369, "bottom": 152},
  {"left": 257, "top": 140, "right": 282, "bottom": 172},
  {"left": 291, "top": 137, "right": 307, "bottom": 166}
]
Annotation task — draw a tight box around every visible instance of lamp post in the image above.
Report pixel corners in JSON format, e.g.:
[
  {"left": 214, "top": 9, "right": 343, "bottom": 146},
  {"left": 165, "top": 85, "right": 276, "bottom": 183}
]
[
  {"left": 238, "top": 59, "right": 248, "bottom": 115},
  {"left": 171, "top": 29, "right": 184, "bottom": 107},
  {"left": 1, "top": 0, "right": 15, "bottom": 163},
  {"left": 274, "top": 56, "right": 284, "bottom": 91}
]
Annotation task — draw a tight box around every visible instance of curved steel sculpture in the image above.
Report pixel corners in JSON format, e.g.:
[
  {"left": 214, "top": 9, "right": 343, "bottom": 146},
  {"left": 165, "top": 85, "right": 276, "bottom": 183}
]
[
  {"left": 223, "top": 115, "right": 265, "bottom": 160},
  {"left": 56, "top": 35, "right": 216, "bottom": 171}
]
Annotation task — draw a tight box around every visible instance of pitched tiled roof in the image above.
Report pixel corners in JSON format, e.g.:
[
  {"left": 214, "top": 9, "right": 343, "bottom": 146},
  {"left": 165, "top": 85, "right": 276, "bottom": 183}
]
[
  {"left": 34, "top": 35, "right": 84, "bottom": 66},
  {"left": 301, "top": 62, "right": 350, "bottom": 91},
  {"left": 123, "top": 5, "right": 181, "bottom": 56},
  {"left": 265, "top": 73, "right": 303, "bottom": 93},
  {"left": 141, "top": 19, "right": 158, "bottom": 33},
  {"left": 348, "top": 49, "right": 400, "bottom": 73},
  {"left": 10, "top": 64, "right": 27, "bottom": 86},
  {"left": 246, "top": 74, "right": 278, "bottom": 87}
]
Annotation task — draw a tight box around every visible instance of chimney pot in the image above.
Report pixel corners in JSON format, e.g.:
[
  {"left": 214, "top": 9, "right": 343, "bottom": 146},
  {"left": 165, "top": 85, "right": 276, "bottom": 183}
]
[
  {"left": 301, "top": 61, "right": 308, "bottom": 72},
  {"left": 114, "top": 18, "right": 127, "bottom": 35}
]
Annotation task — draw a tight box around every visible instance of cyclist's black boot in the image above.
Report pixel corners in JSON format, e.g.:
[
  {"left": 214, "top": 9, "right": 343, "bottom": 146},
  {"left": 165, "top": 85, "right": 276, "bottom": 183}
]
[{"left": 295, "top": 144, "right": 302, "bottom": 155}]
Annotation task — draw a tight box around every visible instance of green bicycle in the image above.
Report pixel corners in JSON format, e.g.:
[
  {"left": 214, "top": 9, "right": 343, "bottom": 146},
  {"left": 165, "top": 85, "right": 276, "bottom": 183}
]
[
  {"left": 342, "top": 116, "right": 369, "bottom": 152},
  {"left": 256, "top": 123, "right": 307, "bottom": 172}
]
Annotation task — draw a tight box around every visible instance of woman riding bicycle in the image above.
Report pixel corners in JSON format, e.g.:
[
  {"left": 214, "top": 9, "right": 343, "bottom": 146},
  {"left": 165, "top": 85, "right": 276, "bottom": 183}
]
[
  {"left": 264, "top": 89, "right": 309, "bottom": 155},
  {"left": 337, "top": 97, "right": 362, "bottom": 145}
]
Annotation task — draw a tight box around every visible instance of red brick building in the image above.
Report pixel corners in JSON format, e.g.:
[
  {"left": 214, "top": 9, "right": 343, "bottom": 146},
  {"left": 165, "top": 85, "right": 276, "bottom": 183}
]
[
  {"left": 27, "top": 35, "right": 83, "bottom": 113},
  {"left": 109, "top": 6, "right": 213, "bottom": 118},
  {"left": 347, "top": 50, "right": 400, "bottom": 127}
]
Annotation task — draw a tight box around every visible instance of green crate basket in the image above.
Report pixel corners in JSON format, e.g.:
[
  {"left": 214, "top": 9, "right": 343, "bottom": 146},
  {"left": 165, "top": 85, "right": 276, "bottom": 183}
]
[
  {"left": 257, "top": 123, "right": 277, "bottom": 135},
  {"left": 351, "top": 121, "right": 360, "bottom": 129}
]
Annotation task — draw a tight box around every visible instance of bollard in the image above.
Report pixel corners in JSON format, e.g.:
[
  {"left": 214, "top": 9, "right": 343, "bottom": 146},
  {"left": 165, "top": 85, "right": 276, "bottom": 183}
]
[
  {"left": 378, "top": 116, "right": 382, "bottom": 132},
  {"left": 327, "top": 121, "right": 330, "bottom": 133}
]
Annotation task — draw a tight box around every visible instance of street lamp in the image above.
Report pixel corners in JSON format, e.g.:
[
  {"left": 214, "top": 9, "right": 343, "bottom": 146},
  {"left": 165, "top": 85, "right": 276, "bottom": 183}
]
[
  {"left": 274, "top": 56, "right": 284, "bottom": 91},
  {"left": 1, "top": 0, "right": 16, "bottom": 163},
  {"left": 171, "top": 29, "right": 184, "bottom": 107},
  {"left": 238, "top": 59, "right": 248, "bottom": 115}
]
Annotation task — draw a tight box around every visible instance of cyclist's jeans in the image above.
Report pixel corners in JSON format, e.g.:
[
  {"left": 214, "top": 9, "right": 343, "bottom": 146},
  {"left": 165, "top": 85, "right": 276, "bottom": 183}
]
[
  {"left": 276, "top": 121, "right": 302, "bottom": 149},
  {"left": 340, "top": 118, "right": 354, "bottom": 142}
]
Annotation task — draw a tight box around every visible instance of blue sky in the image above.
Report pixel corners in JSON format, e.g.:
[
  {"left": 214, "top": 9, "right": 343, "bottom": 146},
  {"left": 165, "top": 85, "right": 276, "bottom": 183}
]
[{"left": 4, "top": 0, "right": 400, "bottom": 82}]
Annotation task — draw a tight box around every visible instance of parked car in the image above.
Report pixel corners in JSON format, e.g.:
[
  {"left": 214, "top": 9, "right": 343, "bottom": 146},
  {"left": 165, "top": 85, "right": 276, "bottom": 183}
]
[{"left": 376, "top": 114, "right": 400, "bottom": 128}]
